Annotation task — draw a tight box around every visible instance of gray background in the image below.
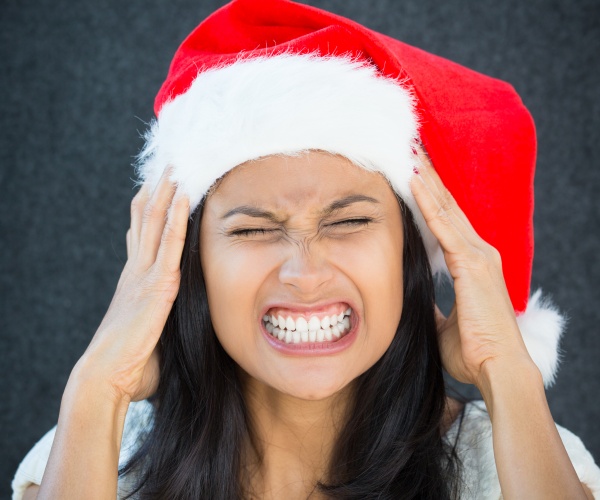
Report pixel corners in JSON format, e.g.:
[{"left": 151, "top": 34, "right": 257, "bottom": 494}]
[{"left": 1, "top": 0, "right": 598, "bottom": 496}]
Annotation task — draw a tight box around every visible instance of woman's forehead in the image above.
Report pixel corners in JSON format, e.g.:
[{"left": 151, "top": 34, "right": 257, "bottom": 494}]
[{"left": 205, "top": 151, "right": 395, "bottom": 212}]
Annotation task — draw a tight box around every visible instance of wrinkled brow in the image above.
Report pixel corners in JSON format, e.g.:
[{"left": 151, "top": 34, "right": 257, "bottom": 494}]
[
  {"left": 221, "top": 195, "right": 380, "bottom": 222},
  {"left": 321, "top": 195, "right": 380, "bottom": 215},
  {"left": 221, "top": 206, "right": 283, "bottom": 223}
]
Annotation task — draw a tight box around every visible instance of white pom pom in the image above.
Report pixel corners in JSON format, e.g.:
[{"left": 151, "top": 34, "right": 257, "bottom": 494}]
[{"left": 516, "top": 289, "right": 566, "bottom": 387}]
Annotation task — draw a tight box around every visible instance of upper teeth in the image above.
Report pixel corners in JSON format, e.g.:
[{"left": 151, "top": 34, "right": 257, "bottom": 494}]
[{"left": 263, "top": 307, "right": 352, "bottom": 344}]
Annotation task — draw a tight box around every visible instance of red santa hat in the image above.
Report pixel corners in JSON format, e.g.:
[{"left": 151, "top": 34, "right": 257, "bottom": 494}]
[{"left": 136, "top": 0, "right": 564, "bottom": 386}]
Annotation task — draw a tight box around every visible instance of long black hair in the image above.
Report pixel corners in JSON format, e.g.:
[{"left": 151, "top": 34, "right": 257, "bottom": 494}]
[{"left": 120, "top": 193, "right": 462, "bottom": 499}]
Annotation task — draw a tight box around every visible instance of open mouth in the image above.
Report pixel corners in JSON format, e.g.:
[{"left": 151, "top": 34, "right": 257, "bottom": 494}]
[{"left": 262, "top": 305, "right": 353, "bottom": 345}]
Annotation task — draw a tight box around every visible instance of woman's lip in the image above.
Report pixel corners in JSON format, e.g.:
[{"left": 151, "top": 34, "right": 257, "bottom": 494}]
[
  {"left": 259, "top": 299, "right": 357, "bottom": 319},
  {"left": 259, "top": 306, "right": 360, "bottom": 356}
]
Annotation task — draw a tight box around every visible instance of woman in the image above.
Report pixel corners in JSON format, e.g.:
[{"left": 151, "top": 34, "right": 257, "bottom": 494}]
[{"left": 12, "top": 0, "right": 600, "bottom": 498}]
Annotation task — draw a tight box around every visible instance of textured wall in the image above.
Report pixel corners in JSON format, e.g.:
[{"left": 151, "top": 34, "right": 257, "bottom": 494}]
[{"left": 1, "top": 0, "right": 598, "bottom": 496}]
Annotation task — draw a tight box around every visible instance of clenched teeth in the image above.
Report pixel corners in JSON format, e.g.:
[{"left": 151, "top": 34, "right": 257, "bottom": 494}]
[{"left": 263, "top": 307, "right": 353, "bottom": 344}]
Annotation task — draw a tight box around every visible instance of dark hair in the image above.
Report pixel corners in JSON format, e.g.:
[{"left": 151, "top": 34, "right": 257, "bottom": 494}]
[{"left": 121, "top": 193, "right": 462, "bottom": 499}]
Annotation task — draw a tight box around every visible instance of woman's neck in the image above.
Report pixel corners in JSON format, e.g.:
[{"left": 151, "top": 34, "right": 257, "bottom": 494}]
[
  {"left": 239, "top": 372, "right": 464, "bottom": 499},
  {"left": 241, "top": 374, "right": 354, "bottom": 499}
]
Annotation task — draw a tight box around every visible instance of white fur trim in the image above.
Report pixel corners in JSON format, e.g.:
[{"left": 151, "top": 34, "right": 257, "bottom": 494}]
[
  {"left": 516, "top": 289, "right": 566, "bottom": 387},
  {"left": 136, "top": 53, "right": 447, "bottom": 276}
]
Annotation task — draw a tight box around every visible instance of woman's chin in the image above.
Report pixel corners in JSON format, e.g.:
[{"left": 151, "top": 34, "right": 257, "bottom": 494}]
[{"left": 267, "top": 376, "right": 355, "bottom": 402}]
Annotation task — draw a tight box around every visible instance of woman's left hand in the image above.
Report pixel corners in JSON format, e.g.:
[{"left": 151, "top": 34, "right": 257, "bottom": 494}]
[{"left": 410, "top": 151, "right": 535, "bottom": 389}]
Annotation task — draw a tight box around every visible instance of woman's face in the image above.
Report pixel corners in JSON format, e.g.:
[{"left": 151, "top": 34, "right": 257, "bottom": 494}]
[{"left": 200, "top": 151, "right": 404, "bottom": 400}]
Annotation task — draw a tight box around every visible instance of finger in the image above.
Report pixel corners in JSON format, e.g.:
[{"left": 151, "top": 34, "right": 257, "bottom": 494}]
[
  {"left": 155, "top": 189, "right": 190, "bottom": 275},
  {"left": 413, "top": 164, "right": 506, "bottom": 279},
  {"left": 126, "top": 229, "right": 131, "bottom": 259},
  {"left": 416, "top": 158, "right": 476, "bottom": 235},
  {"left": 138, "top": 167, "right": 177, "bottom": 267},
  {"left": 410, "top": 168, "right": 473, "bottom": 255},
  {"left": 129, "top": 184, "right": 149, "bottom": 259},
  {"left": 411, "top": 161, "right": 494, "bottom": 259},
  {"left": 414, "top": 146, "right": 475, "bottom": 245}
]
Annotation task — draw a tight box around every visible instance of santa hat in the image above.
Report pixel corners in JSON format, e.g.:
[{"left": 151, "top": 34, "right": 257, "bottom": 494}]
[{"left": 136, "top": 0, "right": 564, "bottom": 386}]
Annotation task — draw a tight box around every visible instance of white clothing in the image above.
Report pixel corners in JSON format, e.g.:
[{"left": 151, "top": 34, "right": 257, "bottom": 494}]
[{"left": 12, "top": 399, "right": 600, "bottom": 499}]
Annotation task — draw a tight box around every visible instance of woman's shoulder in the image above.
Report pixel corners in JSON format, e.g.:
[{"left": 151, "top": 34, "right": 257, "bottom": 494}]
[
  {"left": 443, "top": 400, "right": 498, "bottom": 499},
  {"left": 444, "top": 400, "right": 600, "bottom": 499},
  {"left": 11, "top": 400, "right": 154, "bottom": 500}
]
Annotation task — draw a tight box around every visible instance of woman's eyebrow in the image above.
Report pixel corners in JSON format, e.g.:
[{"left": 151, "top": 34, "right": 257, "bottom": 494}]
[
  {"left": 321, "top": 195, "right": 380, "bottom": 216},
  {"left": 221, "top": 195, "right": 380, "bottom": 221},
  {"left": 221, "top": 206, "right": 283, "bottom": 222}
]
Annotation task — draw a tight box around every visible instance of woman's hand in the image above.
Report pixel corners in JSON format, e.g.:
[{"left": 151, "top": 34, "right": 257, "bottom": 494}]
[
  {"left": 411, "top": 155, "right": 594, "bottom": 499},
  {"left": 73, "top": 167, "right": 190, "bottom": 403},
  {"left": 35, "top": 167, "right": 189, "bottom": 500},
  {"left": 410, "top": 152, "right": 535, "bottom": 389}
]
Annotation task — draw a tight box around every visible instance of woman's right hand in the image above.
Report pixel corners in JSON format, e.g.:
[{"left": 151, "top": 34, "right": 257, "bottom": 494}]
[{"left": 73, "top": 166, "right": 190, "bottom": 403}]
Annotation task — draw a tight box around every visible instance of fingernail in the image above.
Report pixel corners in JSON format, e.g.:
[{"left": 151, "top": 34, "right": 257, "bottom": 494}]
[
  {"left": 162, "top": 165, "right": 174, "bottom": 178},
  {"left": 412, "top": 166, "right": 420, "bottom": 175}
]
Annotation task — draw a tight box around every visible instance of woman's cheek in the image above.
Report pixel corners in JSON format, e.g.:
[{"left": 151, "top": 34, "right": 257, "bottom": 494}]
[
  {"left": 205, "top": 243, "right": 279, "bottom": 335},
  {"left": 329, "top": 234, "right": 403, "bottom": 341},
  {"left": 329, "top": 232, "right": 402, "bottom": 294}
]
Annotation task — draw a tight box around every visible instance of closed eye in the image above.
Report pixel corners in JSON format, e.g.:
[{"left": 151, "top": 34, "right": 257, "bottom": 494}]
[
  {"left": 228, "top": 228, "right": 278, "bottom": 237},
  {"left": 228, "top": 218, "right": 374, "bottom": 237},
  {"left": 327, "top": 217, "right": 373, "bottom": 227}
]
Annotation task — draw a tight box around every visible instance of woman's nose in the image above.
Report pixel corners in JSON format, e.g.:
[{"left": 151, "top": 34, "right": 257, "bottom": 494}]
[{"left": 278, "top": 247, "right": 334, "bottom": 293}]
